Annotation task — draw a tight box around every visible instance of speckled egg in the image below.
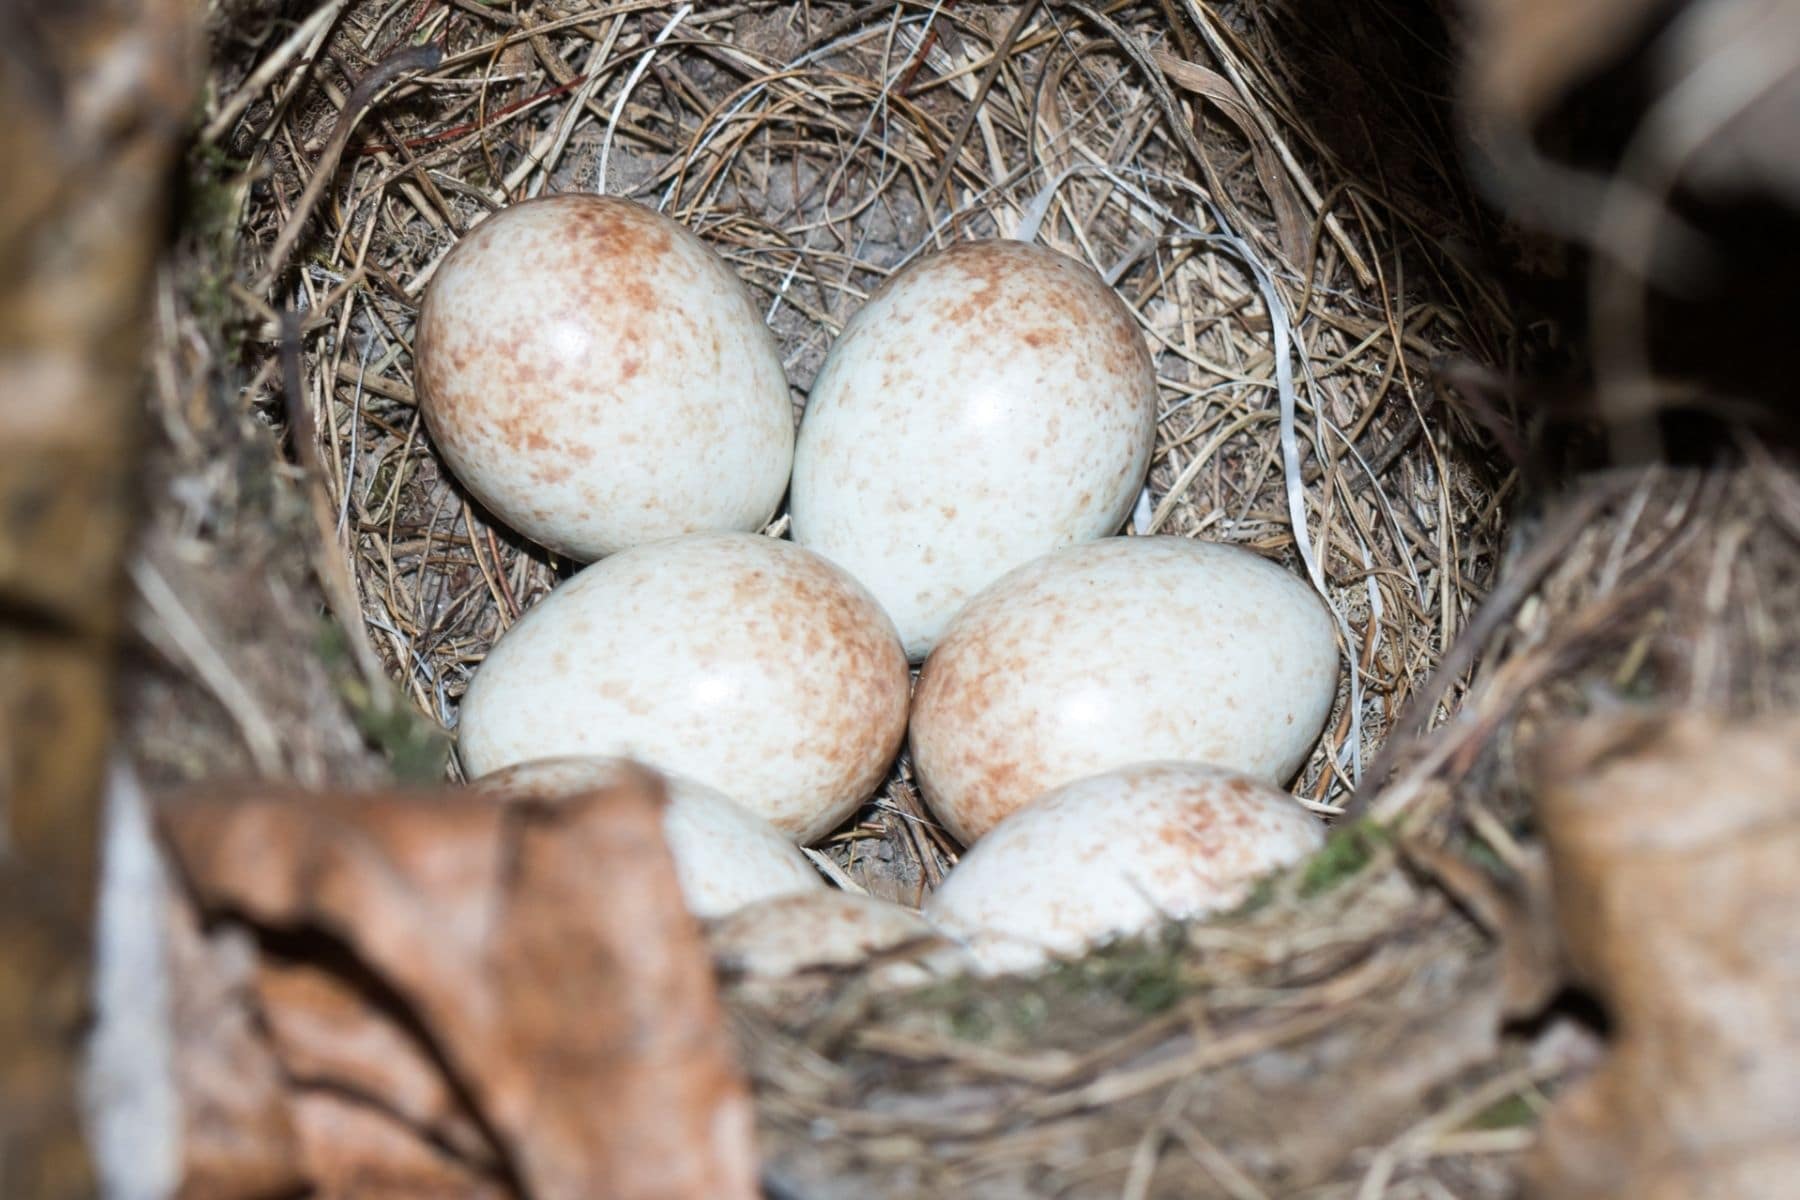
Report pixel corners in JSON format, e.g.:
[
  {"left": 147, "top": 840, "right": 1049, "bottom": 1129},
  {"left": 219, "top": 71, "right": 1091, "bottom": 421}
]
[
  {"left": 910, "top": 537, "right": 1340, "bottom": 845},
  {"left": 708, "top": 891, "right": 968, "bottom": 986},
  {"left": 789, "top": 240, "right": 1158, "bottom": 659},
  {"left": 925, "top": 762, "right": 1326, "bottom": 973},
  {"left": 458, "top": 533, "right": 910, "bottom": 843},
  {"left": 474, "top": 757, "right": 824, "bottom": 918},
  {"left": 415, "top": 194, "right": 793, "bottom": 560}
]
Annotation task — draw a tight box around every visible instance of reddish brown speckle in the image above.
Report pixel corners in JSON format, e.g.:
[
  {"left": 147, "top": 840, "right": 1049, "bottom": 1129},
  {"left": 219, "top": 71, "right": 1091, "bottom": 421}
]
[
  {"left": 412, "top": 194, "right": 792, "bottom": 559},
  {"left": 790, "top": 237, "right": 1160, "bottom": 658}
]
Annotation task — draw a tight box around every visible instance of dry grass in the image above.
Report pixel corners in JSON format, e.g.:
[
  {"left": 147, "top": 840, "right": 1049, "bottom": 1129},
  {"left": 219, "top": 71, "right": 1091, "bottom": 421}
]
[
  {"left": 705, "top": 449, "right": 1800, "bottom": 1198},
  {"left": 204, "top": 0, "right": 1515, "bottom": 897},
  {"left": 732, "top": 820, "right": 1530, "bottom": 1198},
  {"left": 151, "top": 0, "right": 1672, "bottom": 1194}
]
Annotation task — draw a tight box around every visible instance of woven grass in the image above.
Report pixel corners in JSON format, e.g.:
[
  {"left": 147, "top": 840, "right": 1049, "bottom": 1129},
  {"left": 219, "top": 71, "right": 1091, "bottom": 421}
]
[
  {"left": 135, "top": 0, "right": 1800, "bottom": 1194},
  {"left": 211, "top": 0, "right": 1512, "bottom": 872}
]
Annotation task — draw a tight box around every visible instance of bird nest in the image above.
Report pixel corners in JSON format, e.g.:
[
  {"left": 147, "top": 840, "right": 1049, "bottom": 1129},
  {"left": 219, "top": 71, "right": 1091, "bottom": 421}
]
[
  {"left": 135, "top": 0, "right": 1800, "bottom": 1195},
  {"left": 214, "top": 0, "right": 1511, "bottom": 841}
]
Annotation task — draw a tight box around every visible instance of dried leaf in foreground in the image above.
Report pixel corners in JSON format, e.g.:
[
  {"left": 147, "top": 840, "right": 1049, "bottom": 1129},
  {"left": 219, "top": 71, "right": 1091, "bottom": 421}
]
[
  {"left": 161, "top": 893, "right": 306, "bottom": 1197},
  {"left": 1531, "top": 713, "right": 1800, "bottom": 1199},
  {"left": 156, "top": 769, "right": 759, "bottom": 1200}
]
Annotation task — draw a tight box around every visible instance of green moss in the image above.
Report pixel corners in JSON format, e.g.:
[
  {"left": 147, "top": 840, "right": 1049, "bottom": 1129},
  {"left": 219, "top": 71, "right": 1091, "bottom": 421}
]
[
  {"left": 186, "top": 143, "right": 244, "bottom": 236},
  {"left": 1299, "top": 821, "right": 1392, "bottom": 897},
  {"left": 1048, "top": 925, "right": 1188, "bottom": 1014},
  {"left": 178, "top": 141, "right": 260, "bottom": 367},
  {"left": 1470, "top": 1093, "right": 1538, "bottom": 1130},
  {"left": 1462, "top": 836, "right": 1508, "bottom": 877},
  {"left": 355, "top": 695, "right": 453, "bottom": 784},
  {"left": 364, "top": 455, "right": 405, "bottom": 520},
  {"left": 315, "top": 615, "right": 351, "bottom": 669},
  {"left": 1124, "top": 968, "right": 1183, "bottom": 1014},
  {"left": 1229, "top": 874, "right": 1279, "bottom": 917},
  {"left": 317, "top": 619, "right": 452, "bottom": 783},
  {"left": 182, "top": 147, "right": 247, "bottom": 299},
  {"left": 948, "top": 1002, "right": 995, "bottom": 1042},
  {"left": 1008, "top": 990, "right": 1049, "bottom": 1031}
]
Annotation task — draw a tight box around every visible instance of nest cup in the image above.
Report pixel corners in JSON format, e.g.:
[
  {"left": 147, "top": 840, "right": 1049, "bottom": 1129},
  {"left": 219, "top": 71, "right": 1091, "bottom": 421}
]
[
  {"left": 163, "top": 0, "right": 1800, "bottom": 1192},
  {"left": 204, "top": 0, "right": 1547, "bottom": 1077},
  {"left": 227, "top": 0, "right": 1511, "bottom": 907},
  {"left": 150, "top": 0, "right": 1661, "bottom": 1194}
]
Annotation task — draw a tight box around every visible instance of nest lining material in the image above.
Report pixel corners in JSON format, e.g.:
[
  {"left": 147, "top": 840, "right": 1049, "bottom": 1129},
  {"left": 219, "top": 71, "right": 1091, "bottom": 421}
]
[
  {"left": 153, "top": 2, "right": 1800, "bottom": 1195},
  {"left": 218, "top": 0, "right": 1513, "bottom": 904}
]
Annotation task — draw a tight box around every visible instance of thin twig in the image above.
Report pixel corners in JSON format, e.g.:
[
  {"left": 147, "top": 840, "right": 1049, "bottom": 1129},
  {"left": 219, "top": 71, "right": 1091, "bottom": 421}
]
[
  {"left": 924, "top": 0, "right": 1040, "bottom": 212},
  {"left": 1344, "top": 471, "right": 1638, "bottom": 821},
  {"left": 255, "top": 41, "right": 443, "bottom": 294},
  {"left": 280, "top": 309, "right": 391, "bottom": 696}
]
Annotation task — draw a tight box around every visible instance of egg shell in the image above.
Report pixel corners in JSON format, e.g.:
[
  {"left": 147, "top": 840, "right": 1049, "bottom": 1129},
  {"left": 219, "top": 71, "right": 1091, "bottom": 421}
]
[
  {"left": 910, "top": 536, "right": 1340, "bottom": 845},
  {"left": 415, "top": 194, "right": 794, "bottom": 560},
  {"left": 925, "top": 761, "right": 1326, "bottom": 973},
  {"left": 473, "top": 758, "right": 824, "bottom": 919},
  {"left": 789, "top": 239, "right": 1158, "bottom": 659},
  {"left": 458, "top": 533, "right": 911, "bottom": 843},
  {"left": 708, "top": 891, "right": 967, "bottom": 986}
]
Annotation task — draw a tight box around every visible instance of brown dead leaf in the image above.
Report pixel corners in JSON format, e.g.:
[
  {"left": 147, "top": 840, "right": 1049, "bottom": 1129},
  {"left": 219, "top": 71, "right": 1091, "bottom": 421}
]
[
  {"left": 157, "top": 768, "right": 760, "bottom": 1200},
  {"left": 256, "top": 960, "right": 498, "bottom": 1178},
  {"left": 164, "top": 885, "right": 306, "bottom": 1199},
  {"left": 1530, "top": 712, "right": 1800, "bottom": 1199},
  {"left": 290, "top": 1092, "right": 506, "bottom": 1200},
  {"left": 1155, "top": 49, "right": 1313, "bottom": 269}
]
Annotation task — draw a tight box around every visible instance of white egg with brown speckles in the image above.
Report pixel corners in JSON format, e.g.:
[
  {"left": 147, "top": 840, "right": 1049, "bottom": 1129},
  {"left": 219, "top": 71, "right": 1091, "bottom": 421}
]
[
  {"left": 415, "top": 194, "right": 793, "bottom": 561},
  {"left": 790, "top": 240, "right": 1158, "bottom": 659},
  {"left": 910, "top": 537, "right": 1340, "bottom": 845},
  {"left": 709, "top": 891, "right": 969, "bottom": 986},
  {"left": 474, "top": 757, "right": 825, "bottom": 918},
  {"left": 458, "top": 534, "right": 910, "bottom": 843},
  {"left": 925, "top": 762, "right": 1326, "bottom": 973}
]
